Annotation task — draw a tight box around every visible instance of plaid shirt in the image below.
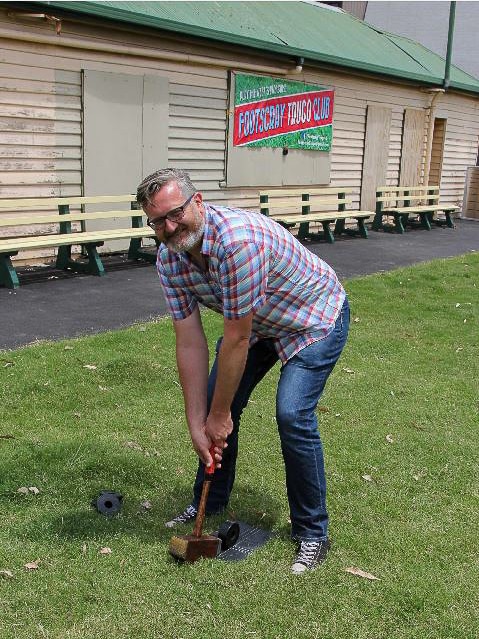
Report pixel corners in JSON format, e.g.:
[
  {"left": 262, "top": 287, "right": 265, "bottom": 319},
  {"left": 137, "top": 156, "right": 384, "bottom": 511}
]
[{"left": 158, "top": 203, "right": 346, "bottom": 363}]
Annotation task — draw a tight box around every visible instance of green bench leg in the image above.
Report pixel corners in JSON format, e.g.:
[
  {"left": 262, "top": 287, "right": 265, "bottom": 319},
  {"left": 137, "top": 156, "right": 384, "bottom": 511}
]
[
  {"left": 56, "top": 245, "right": 72, "bottom": 270},
  {"left": 357, "top": 218, "right": 368, "bottom": 238},
  {"left": 322, "top": 221, "right": 335, "bottom": 243},
  {"left": 297, "top": 221, "right": 310, "bottom": 240},
  {"left": 128, "top": 238, "right": 158, "bottom": 264},
  {"left": 420, "top": 212, "right": 432, "bottom": 230},
  {"left": 394, "top": 214, "right": 405, "bottom": 234},
  {"left": 85, "top": 243, "right": 105, "bottom": 276},
  {"left": 445, "top": 211, "right": 455, "bottom": 228},
  {"left": 334, "top": 218, "right": 346, "bottom": 236},
  {"left": 56, "top": 243, "right": 105, "bottom": 276},
  {"left": 0, "top": 252, "right": 20, "bottom": 289},
  {"left": 372, "top": 213, "right": 384, "bottom": 231}
]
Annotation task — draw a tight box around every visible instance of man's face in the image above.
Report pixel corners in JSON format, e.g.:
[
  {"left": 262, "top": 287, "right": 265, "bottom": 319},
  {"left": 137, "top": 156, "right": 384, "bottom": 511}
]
[{"left": 143, "top": 181, "right": 205, "bottom": 253}]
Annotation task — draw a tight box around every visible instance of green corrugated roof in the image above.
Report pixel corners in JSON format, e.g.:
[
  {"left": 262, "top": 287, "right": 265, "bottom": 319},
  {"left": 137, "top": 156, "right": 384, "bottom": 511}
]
[{"left": 35, "top": 0, "right": 479, "bottom": 94}]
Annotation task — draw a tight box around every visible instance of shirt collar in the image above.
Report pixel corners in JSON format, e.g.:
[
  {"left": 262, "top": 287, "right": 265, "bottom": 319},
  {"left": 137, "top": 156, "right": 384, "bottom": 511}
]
[{"left": 200, "top": 202, "right": 215, "bottom": 258}]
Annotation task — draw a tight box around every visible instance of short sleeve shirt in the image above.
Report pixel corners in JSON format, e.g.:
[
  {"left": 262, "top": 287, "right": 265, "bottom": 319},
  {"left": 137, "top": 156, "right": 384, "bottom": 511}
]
[{"left": 158, "top": 203, "right": 346, "bottom": 363}]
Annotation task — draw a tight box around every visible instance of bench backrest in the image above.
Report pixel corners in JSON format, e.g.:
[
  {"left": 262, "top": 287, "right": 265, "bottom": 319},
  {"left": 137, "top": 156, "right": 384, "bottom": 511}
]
[
  {"left": 0, "top": 195, "right": 143, "bottom": 234},
  {"left": 259, "top": 187, "right": 355, "bottom": 216},
  {"left": 0, "top": 194, "right": 137, "bottom": 211},
  {"left": 376, "top": 185, "right": 439, "bottom": 209}
]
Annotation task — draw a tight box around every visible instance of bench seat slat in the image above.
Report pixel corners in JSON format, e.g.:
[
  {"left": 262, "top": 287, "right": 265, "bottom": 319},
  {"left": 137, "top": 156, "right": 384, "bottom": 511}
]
[
  {"left": 385, "top": 205, "right": 459, "bottom": 213},
  {"left": 272, "top": 211, "right": 371, "bottom": 223},
  {"left": 0, "top": 227, "right": 155, "bottom": 252}
]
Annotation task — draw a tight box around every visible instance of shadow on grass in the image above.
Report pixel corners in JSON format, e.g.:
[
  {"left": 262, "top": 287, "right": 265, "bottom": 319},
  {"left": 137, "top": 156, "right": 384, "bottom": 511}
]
[
  {"left": 42, "top": 481, "right": 284, "bottom": 544},
  {"left": 3, "top": 436, "right": 286, "bottom": 546}
]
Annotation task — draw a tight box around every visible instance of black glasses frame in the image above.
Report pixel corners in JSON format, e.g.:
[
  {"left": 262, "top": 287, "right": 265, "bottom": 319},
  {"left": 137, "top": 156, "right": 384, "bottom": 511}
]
[{"left": 146, "top": 193, "right": 196, "bottom": 230}]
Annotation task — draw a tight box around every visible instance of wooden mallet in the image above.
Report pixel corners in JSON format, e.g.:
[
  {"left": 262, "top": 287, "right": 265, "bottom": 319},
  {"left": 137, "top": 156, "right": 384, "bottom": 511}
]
[{"left": 169, "top": 445, "right": 221, "bottom": 562}]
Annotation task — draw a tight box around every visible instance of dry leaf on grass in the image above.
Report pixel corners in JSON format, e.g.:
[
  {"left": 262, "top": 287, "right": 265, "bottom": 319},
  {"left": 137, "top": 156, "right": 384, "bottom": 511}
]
[
  {"left": 140, "top": 500, "right": 153, "bottom": 511},
  {"left": 125, "top": 441, "right": 143, "bottom": 451},
  {"left": 345, "top": 566, "right": 380, "bottom": 580},
  {"left": 361, "top": 474, "right": 373, "bottom": 482},
  {"left": 385, "top": 434, "right": 394, "bottom": 443},
  {"left": 0, "top": 434, "right": 15, "bottom": 439},
  {"left": 0, "top": 569, "right": 14, "bottom": 579},
  {"left": 99, "top": 547, "right": 112, "bottom": 555},
  {"left": 342, "top": 368, "right": 355, "bottom": 374},
  {"left": 81, "top": 544, "right": 87, "bottom": 554},
  {"left": 64, "top": 346, "right": 74, "bottom": 351},
  {"left": 16, "top": 487, "right": 29, "bottom": 495},
  {"left": 83, "top": 364, "right": 97, "bottom": 370},
  {"left": 28, "top": 486, "right": 40, "bottom": 495},
  {"left": 24, "top": 559, "right": 40, "bottom": 570},
  {"left": 353, "top": 317, "right": 360, "bottom": 323}
]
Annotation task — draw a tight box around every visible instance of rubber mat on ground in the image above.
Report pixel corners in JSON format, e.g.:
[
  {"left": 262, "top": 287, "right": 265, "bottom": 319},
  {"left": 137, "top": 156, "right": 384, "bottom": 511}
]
[{"left": 215, "top": 521, "right": 274, "bottom": 561}]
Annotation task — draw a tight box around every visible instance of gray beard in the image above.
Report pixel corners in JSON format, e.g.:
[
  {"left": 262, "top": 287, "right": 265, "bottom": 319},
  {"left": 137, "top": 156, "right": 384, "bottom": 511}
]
[{"left": 165, "top": 219, "right": 205, "bottom": 253}]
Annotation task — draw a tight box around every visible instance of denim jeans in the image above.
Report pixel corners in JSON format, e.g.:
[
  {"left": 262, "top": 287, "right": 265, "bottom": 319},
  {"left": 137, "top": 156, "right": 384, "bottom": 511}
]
[{"left": 192, "top": 296, "right": 350, "bottom": 541}]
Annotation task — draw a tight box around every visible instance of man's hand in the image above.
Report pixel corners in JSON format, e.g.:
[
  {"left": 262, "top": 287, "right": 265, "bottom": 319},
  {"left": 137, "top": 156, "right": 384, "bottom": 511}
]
[
  {"left": 190, "top": 428, "right": 226, "bottom": 468},
  {"left": 205, "top": 411, "right": 233, "bottom": 445}
]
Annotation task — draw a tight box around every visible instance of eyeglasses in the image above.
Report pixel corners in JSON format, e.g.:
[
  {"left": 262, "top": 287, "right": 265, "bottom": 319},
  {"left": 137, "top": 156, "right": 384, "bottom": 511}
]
[{"left": 146, "top": 193, "right": 196, "bottom": 231}]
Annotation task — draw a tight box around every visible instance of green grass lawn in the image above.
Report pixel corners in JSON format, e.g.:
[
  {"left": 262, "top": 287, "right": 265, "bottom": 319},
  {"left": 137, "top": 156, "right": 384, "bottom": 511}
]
[{"left": 1, "top": 254, "right": 478, "bottom": 639}]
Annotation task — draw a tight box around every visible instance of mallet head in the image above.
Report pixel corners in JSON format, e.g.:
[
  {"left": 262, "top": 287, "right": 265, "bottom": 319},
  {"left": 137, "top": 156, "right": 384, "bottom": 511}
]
[{"left": 169, "top": 533, "right": 220, "bottom": 563}]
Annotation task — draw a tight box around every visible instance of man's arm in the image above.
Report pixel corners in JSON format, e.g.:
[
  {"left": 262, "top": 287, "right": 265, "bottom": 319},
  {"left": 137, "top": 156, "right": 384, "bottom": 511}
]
[
  {"left": 173, "top": 306, "right": 215, "bottom": 466},
  {"left": 205, "top": 311, "right": 253, "bottom": 443}
]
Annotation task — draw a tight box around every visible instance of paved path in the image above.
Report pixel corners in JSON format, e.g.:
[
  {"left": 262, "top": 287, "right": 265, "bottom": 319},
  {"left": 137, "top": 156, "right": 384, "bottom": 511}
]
[{"left": 1, "top": 220, "right": 477, "bottom": 351}]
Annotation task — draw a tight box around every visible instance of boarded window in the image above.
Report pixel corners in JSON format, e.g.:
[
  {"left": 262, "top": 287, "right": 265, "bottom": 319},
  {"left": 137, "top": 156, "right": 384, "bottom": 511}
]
[
  {"left": 360, "top": 105, "right": 392, "bottom": 210},
  {"left": 399, "top": 108, "right": 426, "bottom": 186}
]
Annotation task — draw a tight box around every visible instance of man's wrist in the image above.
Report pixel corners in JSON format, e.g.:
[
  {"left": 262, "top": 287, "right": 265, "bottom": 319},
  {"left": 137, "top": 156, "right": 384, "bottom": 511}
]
[{"left": 208, "top": 407, "right": 230, "bottom": 418}]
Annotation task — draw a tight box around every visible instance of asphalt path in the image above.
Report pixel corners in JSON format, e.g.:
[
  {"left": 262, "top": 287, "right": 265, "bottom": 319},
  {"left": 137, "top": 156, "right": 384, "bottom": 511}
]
[{"left": 1, "top": 220, "right": 477, "bottom": 351}]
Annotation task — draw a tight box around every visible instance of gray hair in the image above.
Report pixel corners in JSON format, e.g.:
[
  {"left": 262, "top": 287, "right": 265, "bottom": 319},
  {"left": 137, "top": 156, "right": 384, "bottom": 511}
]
[{"left": 136, "top": 168, "right": 196, "bottom": 207}]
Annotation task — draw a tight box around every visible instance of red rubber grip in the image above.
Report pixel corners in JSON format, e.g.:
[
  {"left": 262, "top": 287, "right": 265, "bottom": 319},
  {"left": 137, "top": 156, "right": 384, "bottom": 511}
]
[{"left": 205, "top": 445, "right": 216, "bottom": 476}]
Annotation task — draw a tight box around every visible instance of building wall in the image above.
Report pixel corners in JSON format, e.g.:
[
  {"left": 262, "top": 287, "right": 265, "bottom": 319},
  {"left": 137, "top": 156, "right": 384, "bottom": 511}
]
[{"left": 1, "top": 7, "right": 478, "bottom": 262}]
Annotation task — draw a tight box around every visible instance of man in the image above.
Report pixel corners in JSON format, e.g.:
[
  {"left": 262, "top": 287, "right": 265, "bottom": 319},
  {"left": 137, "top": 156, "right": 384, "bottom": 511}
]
[{"left": 137, "top": 168, "right": 349, "bottom": 574}]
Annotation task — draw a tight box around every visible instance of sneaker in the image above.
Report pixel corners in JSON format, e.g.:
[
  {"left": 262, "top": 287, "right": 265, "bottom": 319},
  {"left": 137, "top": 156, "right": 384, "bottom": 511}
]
[
  {"left": 165, "top": 504, "right": 198, "bottom": 528},
  {"left": 291, "top": 539, "right": 330, "bottom": 574}
]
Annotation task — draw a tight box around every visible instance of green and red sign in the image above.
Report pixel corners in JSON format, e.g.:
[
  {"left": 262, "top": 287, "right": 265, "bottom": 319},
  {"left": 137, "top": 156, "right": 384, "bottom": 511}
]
[{"left": 233, "top": 73, "right": 334, "bottom": 151}]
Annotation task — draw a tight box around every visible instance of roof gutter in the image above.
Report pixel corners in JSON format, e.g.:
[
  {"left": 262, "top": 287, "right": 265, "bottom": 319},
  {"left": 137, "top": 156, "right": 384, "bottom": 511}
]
[{"left": 0, "top": 22, "right": 292, "bottom": 76}]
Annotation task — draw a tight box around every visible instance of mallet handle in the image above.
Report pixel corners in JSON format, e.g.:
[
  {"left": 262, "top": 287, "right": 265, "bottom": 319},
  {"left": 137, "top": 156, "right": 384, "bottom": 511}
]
[{"left": 192, "top": 446, "right": 215, "bottom": 538}]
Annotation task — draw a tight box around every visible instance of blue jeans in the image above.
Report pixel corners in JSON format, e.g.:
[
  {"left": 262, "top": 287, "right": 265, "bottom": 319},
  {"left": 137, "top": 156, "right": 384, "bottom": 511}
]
[{"left": 192, "top": 297, "right": 350, "bottom": 541}]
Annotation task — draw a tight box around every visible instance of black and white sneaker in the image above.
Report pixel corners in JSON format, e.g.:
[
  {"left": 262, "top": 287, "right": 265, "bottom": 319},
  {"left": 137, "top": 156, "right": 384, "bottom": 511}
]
[
  {"left": 291, "top": 539, "right": 330, "bottom": 574},
  {"left": 165, "top": 504, "right": 198, "bottom": 528}
]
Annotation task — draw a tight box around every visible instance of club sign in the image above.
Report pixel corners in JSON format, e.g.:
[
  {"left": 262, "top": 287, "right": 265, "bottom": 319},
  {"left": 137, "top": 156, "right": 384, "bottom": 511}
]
[{"left": 233, "top": 73, "right": 334, "bottom": 151}]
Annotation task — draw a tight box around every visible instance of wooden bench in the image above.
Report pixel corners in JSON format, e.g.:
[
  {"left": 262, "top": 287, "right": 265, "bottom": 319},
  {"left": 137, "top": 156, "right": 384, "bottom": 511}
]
[
  {"left": 0, "top": 195, "right": 158, "bottom": 289},
  {"left": 259, "top": 187, "right": 373, "bottom": 243},
  {"left": 372, "top": 185, "right": 459, "bottom": 233}
]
